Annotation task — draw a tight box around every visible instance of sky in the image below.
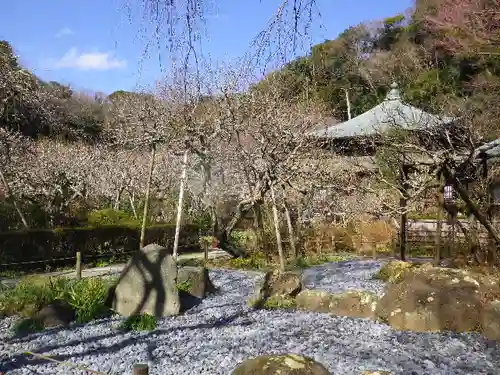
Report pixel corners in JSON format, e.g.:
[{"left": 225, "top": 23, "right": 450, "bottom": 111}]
[{"left": 0, "top": 0, "right": 414, "bottom": 95}]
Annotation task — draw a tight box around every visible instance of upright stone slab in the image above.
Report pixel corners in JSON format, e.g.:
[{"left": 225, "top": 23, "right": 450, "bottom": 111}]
[
  {"left": 111, "top": 243, "right": 180, "bottom": 317},
  {"left": 177, "top": 266, "right": 216, "bottom": 298}
]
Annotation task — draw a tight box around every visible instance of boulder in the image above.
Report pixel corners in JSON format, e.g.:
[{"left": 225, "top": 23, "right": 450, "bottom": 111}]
[
  {"left": 232, "top": 354, "right": 331, "bottom": 375},
  {"left": 177, "top": 266, "right": 216, "bottom": 299},
  {"left": 35, "top": 299, "right": 75, "bottom": 328},
  {"left": 110, "top": 243, "right": 180, "bottom": 317},
  {"left": 481, "top": 300, "right": 500, "bottom": 340},
  {"left": 375, "top": 265, "right": 500, "bottom": 335},
  {"left": 360, "top": 371, "right": 392, "bottom": 375},
  {"left": 250, "top": 270, "right": 302, "bottom": 308},
  {"left": 296, "top": 289, "right": 378, "bottom": 319}
]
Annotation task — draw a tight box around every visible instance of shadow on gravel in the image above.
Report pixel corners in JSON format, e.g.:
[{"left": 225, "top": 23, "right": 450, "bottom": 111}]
[{"left": 0, "top": 309, "right": 253, "bottom": 373}]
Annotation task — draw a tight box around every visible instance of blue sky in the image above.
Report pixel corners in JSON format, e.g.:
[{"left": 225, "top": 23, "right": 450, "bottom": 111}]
[{"left": 0, "top": 0, "right": 413, "bottom": 95}]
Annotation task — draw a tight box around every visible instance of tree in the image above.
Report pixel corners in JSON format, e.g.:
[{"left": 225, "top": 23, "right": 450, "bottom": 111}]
[
  {"left": 423, "top": 0, "right": 500, "bottom": 57},
  {"left": 106, "top": 88, "right": 181, "bottom": 247}
]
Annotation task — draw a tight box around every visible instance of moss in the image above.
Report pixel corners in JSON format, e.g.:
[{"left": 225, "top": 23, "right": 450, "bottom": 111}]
[
  {"left": 373, "top": 261, "right": 419, "bottom": 283},
  {"left": 263, "top": 295, "right": 297, "bottom": 310},
  {"left": 176, "top": 279, "right": 192, "bottom": 293},
  {"left": 119, "top": 313, "right": 157, "bottom": 331}
]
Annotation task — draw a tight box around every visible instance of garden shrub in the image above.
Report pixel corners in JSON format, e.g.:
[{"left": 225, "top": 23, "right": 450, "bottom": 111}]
[
  {"left": 0, "top": 276, "right": 112, "bottom": 324},
  {"left": 13, "top": 317, "right": 44, "bottom": 335},
  {"left": 87, "top": 208, "right": 138, "bottom": 227},
  {"left": 0, "top": 223, "right": 203, "bottom": 272},
  {"left": 67, "top": 277, "right": 109, "bottom": 323},
  {"left": 119, "top": 313, "right": 157, "bottom": 331},
  {"left": 229, "top": 251, "right": 267, "bottom": 269}
]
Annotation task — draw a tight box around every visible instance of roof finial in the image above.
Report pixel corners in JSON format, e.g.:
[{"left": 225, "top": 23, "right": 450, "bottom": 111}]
[{"left": 385, "top": 82, "right": 400, "bottom": 101}]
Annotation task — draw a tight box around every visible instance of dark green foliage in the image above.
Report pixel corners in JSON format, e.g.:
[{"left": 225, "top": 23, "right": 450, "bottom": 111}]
[
  {"left": 13, "top": 318, "right": 44, "bottom": 335},
  {"left": 119, "top": 313, "right": 158, "bottom": 331},
  {"left": 1, "top": 276, "right": 115, "bottom": 334},
  {"left": 0, "top": 224, "right": 203, "bottom": 272},
  {"left": 87, "top": 208, "right": 138, "bottom": 226}
]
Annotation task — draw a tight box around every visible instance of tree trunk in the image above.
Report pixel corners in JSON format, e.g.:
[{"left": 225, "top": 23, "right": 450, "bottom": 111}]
[
  {"left": 113, "top": 186, "right": 125, "bottom": 210},
  {"left": 270, "top": 184, "right": 285, "bottom": 271},
  {"left": 252, "top": 203, "right": 265, "bottom": 253},
  {"left": 139, "top": 144, "right": 156, "bottom": 248},
  {"left": 173, "top": 149, "right": 189, "bottom": 260},
  {"left": 129, "top": 191, "right": 138, "bottom": 219},
  {"left": 283, "top": 197, "right": 297, "bottom": 259},
  {"left": 0, "top": 168, "right": 29, "bottom": 229}
]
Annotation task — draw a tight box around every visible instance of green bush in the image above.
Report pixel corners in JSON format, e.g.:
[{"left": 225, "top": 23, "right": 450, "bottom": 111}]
[
  {"left": 13, "top": 317, "right": 44, "bottom": 335},
  {"left": 119, "top": 313, "right": 157, "bottom": 331},
  {"left": 229, "top": 251, "right": 267, "bottom": 270},
  {"left": 176, "top": 280, "right": 192, "bottom": 293},
  {"left": 230, "top": 230, "right": 258, "bottom": 251},
  {"left": 87, "top": 208, "right": 138, "bottom": 226},
  {"left": 67, "top": 277, "right": 109, "bottom": 323},
  {"left": 0, "top": 276, "right": 112, "bottom": 324},
  {"left": 0, "top": 224, "right": 203, "bottom": 272}
]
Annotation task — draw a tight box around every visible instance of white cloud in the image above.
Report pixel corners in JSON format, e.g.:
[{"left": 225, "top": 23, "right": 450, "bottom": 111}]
[
  {"left": 55, "top": 27, "right": 74, "bottom": 38},
  {"left": 52, "top": 48, "right": 127, "bottom": 70}
]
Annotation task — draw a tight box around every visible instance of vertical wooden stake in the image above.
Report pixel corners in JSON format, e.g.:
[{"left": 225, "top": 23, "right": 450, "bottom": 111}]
[
  {"left": 133, "top": 363, "right": 149, "bottom": 375},
  {"left": 204, "top": 241, "right": 209, "bottom": 264},
  {"left": 75, "top": 252, "right": 82, "bottom": 280}
]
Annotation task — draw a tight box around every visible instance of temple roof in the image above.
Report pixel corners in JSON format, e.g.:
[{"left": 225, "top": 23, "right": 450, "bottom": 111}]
[{"left": 309, "top": 82, "right": 454, "bottom": 139}]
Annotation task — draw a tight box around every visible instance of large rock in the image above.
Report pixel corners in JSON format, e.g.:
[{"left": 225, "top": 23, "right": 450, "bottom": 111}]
[
  {"left": 375, "top": 265, "right": 500, "bottom": 335},
  {"left": 360, "top": 371, "right": 392, "bottom": 375},
  {"left": 232, "top": 354, "right": 331, "bottom": 375},
  {"left": 110, "top": 244, "right": 180, "bottom": 317},
  {"left": 481, "top": 300, "right": 500, "bottom": 340},
  {"left": 35, "top": 299, "right": 75, "bottom": 328},
  {"left": 249, "top": 270, "right": 303, "bottom": 308},
  {"left": 296, "top": 289, "right": 378, "bottom": 319},
  {"left": 177, "top": 266, "right": 216, "bottom": 299}
]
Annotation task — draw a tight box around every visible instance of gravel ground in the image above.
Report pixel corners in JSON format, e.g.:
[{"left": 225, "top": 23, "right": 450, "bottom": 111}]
[{"left": 1, "top": 260, "right": 500, "bottom": 375}]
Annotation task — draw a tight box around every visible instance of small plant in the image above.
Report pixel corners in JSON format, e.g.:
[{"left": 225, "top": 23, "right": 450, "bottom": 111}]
[
  {"left": 66, "top": 277, "right": 109, "bottom": 323},
  {"left": 120, "top": 313, "right": 157, "bottom": 331},
  {"left": 263, "top": 296, "right": 297, "bottom": 310},
  {"left": 0, "top": 276, "right": 65, "bottom": 317},
  {"left": 13, "top": 317, "right": 44, "bottom": 336},
  {"left": 229, "top": 251, "right": 267, "bottom": 270},
  {"left": 177, "top": 280, "right": 192, "bottom": 293}
]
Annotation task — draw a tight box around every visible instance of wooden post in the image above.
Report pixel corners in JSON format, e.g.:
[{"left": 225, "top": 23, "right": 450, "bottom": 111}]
[
  {"left": 399, "top": 164, "right": 409, "bottom": 261},
  {"left": 204, "top": 241, "right": 209, "bottom": 264},
  {"left": 75, "top": 252, "right": 82, "bottom": 280},
  {"left": 132, "top": 363, "right": 149, "bottom": 375}
]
